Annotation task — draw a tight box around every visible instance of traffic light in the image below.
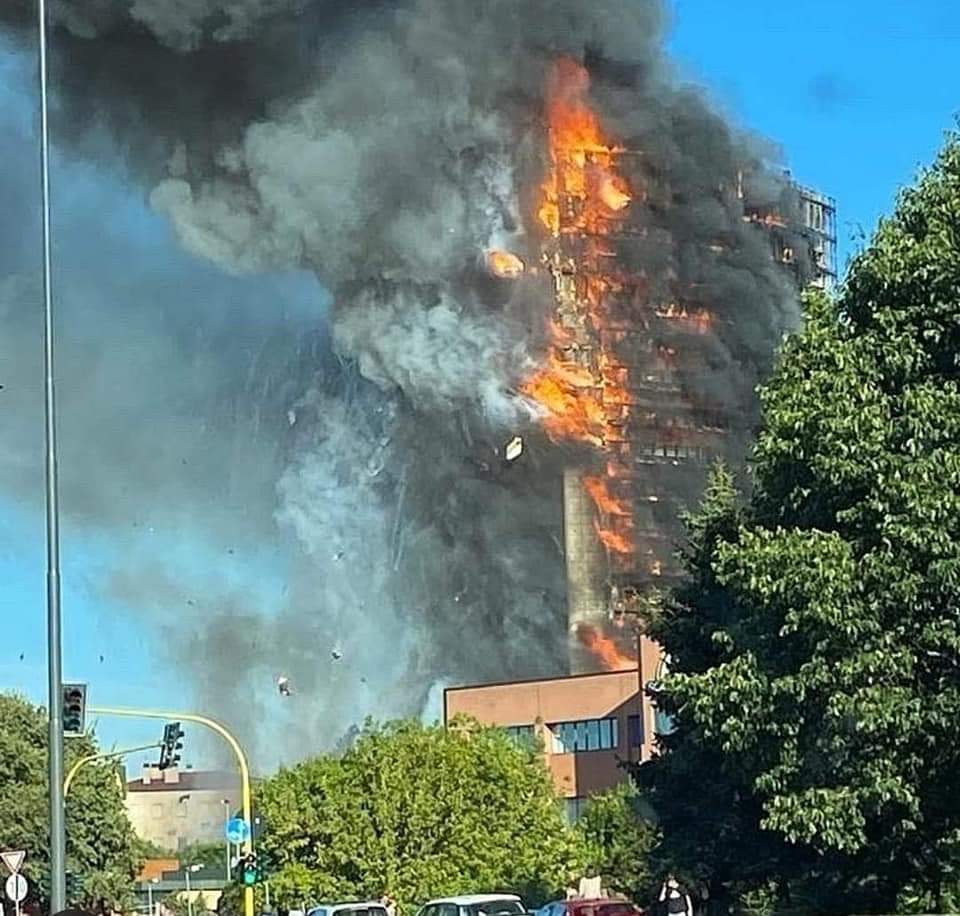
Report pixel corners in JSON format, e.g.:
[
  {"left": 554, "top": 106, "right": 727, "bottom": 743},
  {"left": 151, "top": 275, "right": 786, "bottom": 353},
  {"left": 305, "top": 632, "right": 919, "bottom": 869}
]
[
  {"left": 238, "top": 853, "right": 260, "bottom": 886},
  {"left": 159, "top": 721, "right": 185, "bottom": 770},
  {"left": 62, "top": 683, "right": 87, "bottom": 736}
]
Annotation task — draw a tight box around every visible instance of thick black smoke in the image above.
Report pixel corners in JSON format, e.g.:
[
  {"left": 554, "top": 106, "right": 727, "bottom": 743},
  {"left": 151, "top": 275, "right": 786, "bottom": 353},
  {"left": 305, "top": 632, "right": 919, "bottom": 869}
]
[{"left": 0, "top": 0, "right": 803, "bottom": 766}]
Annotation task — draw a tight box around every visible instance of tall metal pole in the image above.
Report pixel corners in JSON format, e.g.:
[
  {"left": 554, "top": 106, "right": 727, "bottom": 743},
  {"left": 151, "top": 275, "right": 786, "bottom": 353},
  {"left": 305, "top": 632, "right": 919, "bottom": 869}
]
[
  {"left": 37, "top": 0, "right": 65, "bottom": 908},
  {"left": 223, "top": 801, "right": 232, "bottom": 881}
]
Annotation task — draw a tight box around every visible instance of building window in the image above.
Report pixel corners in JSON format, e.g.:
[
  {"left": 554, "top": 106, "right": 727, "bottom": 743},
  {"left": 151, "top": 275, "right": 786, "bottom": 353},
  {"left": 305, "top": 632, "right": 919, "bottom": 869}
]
[
  {"left": 628, "top": 714, "right": 644, "bottom": 747},
  {"left": 502, "top": 725, "right": 537, "bottom": 748},
  {"left": 549, "top": 718, "right": 619, "bottom": 753}
]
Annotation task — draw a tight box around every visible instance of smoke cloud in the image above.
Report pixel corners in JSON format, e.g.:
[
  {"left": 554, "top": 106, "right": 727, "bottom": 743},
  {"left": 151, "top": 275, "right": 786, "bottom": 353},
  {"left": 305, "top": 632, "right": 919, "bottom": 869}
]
[{"left": 0, "top": 0, "right": 804, "bottom": 767}]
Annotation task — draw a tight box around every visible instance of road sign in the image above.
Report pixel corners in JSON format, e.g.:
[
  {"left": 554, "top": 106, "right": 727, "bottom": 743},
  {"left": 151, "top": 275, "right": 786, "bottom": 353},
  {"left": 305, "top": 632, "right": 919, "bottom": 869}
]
[
  {"left": 4, "top": 874, "right": 26, "bottom": 903},
  {"left": 0, "top": 853, "right": 23, "bottom": 876},
  {"left": 226, "top": 817, "right": 250, "bottom": 844}
]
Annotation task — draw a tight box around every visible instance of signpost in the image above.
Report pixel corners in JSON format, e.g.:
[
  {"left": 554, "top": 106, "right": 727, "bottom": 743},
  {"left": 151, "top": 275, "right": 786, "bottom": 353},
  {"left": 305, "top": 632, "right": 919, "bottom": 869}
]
[
  {"left": 226, "top": 817, "right": 250, "bottom": 845},
  {"left": 5, "top": 873, "right": 27, "bottom": 916},
  {"left": 0, "top": 854, "right": 24, "bottom": 877}
]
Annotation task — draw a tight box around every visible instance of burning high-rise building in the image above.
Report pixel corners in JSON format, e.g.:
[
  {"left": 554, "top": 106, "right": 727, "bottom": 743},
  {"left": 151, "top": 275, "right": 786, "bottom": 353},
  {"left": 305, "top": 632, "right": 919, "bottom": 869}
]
[{"left": 519, "top": 59, "right": 836, "bottom": 675}]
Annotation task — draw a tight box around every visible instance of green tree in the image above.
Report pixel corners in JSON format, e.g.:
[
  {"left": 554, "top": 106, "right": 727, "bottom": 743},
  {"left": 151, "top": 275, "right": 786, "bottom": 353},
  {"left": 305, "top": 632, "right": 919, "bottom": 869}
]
[
  {"left": 637, "top": 133, "right": 960, "bottom": 914},
  {"left": 179, "top": 841, "right": 230, "bottom": 872},
  {"left": 221, "top": 718, "right": 587, "bottom": 915},
  {"left": 576, "top": 784, "right": 657, "bottom": 903},
  {"left": 0, "top": 692, "right": 144, "bottom": 914}
]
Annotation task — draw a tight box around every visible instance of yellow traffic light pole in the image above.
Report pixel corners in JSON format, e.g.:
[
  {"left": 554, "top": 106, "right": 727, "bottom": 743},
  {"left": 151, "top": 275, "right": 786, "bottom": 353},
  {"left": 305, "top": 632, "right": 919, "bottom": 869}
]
[
  {"left": 89, "top": 706, "right": 255, "bottom": 916},
  {"left": 64, "top": 741, "right": 160, "bottom": 795}
]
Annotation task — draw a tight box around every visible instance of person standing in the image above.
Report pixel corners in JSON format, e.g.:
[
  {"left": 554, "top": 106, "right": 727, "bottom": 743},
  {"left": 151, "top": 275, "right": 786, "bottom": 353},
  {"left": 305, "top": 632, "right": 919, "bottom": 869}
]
[{"left": 658, "top": 876, "right": 693, "bottom": 916}]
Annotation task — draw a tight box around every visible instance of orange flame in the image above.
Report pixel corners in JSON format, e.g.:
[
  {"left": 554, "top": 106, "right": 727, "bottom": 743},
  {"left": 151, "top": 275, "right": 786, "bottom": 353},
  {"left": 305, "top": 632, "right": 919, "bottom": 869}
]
[
  {"left": 582, "top": 475, "right": 629, "bottom": 516},
  {"left": 522, "top": 58, "right": 640, "bottom": 563},
  {"left": 594, "top": 520, "right": 632, "bottom": 555},
  {"left": 599, "top": 175, "right": 631, "bottom": 212},
  {"left": 487, "top": 249, "right": 525, "bottom": 278},
  {"left": 537, "top": 58, "right": 631, "bottom": 236},
  {"left": 655, "top": 302, "right": 713, "bottom": 334},
  {"left": 525, "top": 367, "right": 605, "bottom": 446},
  {"left": 576, "top": 624, "right": 636, "bottom": 671}
]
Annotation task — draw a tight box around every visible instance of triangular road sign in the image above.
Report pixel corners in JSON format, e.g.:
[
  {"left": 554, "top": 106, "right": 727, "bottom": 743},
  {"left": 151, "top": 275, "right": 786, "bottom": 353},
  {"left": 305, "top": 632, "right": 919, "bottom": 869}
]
[{"left": 0, "top": 852, "right": 24, "bottom": 875}]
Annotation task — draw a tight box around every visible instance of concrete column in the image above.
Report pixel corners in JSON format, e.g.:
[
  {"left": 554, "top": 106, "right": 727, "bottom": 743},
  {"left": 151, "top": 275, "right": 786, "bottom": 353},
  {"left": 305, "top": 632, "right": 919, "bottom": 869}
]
[{"left": 563, "top": 467, "right": 609, "bottom": 673}]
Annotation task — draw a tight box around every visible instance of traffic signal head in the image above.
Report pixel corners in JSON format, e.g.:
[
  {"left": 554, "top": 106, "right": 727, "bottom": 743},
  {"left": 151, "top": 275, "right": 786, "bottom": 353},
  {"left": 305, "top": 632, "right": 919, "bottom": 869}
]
[
  {"left": 240, "top": 853, "right": 260, "bottom": 886},
  {"left": 62, "top": 684, "right": 87, "bottom": 737},
  {"left": 159, "top": 721, "right": 185, "bottom": 770}
]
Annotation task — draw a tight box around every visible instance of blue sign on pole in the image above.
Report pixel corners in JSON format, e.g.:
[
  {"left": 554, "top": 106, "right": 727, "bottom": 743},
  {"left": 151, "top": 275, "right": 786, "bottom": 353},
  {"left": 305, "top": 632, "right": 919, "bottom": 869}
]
[{"left": 226, "top": 817, "right": 250, "bottom": 844}]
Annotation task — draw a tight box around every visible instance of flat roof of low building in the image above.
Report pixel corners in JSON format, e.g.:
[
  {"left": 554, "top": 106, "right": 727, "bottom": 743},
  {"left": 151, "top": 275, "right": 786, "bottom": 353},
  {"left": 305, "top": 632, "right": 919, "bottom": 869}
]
[
  {"left": 126, "top": 769, "right": 240, "bottom": 793},
  {"left": 444, "top": 668, "right": 636, "bottom": 695}
]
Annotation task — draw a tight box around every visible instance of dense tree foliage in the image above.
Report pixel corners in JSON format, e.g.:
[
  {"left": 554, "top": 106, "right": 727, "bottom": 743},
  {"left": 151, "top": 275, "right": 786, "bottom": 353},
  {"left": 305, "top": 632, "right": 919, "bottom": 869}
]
[
  {"left": 636, "top": 134, "right": 960, "bottom": 914},
  {"left": 220, "top": 719, "right": 586, "bottom": 914},
  {"left": 0, "top": 692, "right": 143, "bottom": 914},
  {"left": 576, "top": 783, "right": 657, "bottom": 903}
]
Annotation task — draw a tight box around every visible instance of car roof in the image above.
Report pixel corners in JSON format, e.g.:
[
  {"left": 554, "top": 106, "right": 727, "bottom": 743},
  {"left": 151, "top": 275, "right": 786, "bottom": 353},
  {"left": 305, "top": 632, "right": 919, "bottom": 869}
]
[
  {"left": 309, "top": 905, "right": 388, "bottom": 912},
  {"left": 548, "top": 901, "right": 637, "bottom": 910},
  {"left": 423, "top": 896, "right": 522, "bottom": 907}
]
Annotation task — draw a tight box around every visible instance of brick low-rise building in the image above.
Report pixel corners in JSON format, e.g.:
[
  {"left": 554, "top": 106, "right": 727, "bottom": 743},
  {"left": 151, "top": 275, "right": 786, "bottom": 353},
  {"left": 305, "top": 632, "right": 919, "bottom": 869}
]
[{"left": 444, "top": 642, "right": 665, "bottom": 820}]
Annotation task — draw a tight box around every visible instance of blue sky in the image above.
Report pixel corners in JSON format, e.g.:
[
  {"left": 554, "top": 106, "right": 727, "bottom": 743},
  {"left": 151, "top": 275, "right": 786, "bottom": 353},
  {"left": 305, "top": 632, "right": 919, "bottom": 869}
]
[
  {"left": 667, "top": 0, "right": 960, "bottom": 270},
  {"left": 1, "top": 2, "right": 958, "bottom": 770}
]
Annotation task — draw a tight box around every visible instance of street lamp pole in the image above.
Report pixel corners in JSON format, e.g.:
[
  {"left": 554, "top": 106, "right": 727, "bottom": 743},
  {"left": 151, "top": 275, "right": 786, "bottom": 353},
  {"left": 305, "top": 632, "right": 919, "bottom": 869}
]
[
  {"left": 37, "top": 0, "right": 66, "bottom": 907},
  {"left": 147, "top": 878, "right": 156, "bottom": 916},
  {"left": 223, "top": 799, "right": 232, "bottom": 881},
  {"left": 185, "top": 864, "right": 203, "bottom": 916}
]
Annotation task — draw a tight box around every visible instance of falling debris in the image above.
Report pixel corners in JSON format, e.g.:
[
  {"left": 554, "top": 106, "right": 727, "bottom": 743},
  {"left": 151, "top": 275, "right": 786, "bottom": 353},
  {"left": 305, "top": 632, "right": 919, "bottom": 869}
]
[
  {"left": 331, "top": 648, "right": 343, "bottom": 661},
  {"left": 19, "top": 653, "right": 24, "bottom": 661},
  {"left": 333, "top": 550, "right": 344, "bottom": 561},
  {"left": 486, "top": 249, "right": 525, "bottom": 278},
  {"left": 99, "top": 655, "right": 104, "bottom": 663},
  {"left": 287, "top": 410, "right": 296, "bottom": 427},
  {"left": 504, "top": 436, "right": 523, "bottom": 463},
  {"left": 276, "top": 676, "right": 292, "bottom": 696}
]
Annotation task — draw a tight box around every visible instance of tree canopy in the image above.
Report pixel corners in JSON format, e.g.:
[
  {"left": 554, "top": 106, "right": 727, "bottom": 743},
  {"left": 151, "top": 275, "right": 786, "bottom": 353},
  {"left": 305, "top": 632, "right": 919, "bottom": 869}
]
[
  {"left": 0, "top": 692, "right": 143, "bottom": 914},
  {"left": 575, "top": 783, "right": 657, "bottom": 903},
  {"left": 223, "top": 719, "right": 586, "bottom": 913},
  {"left": 636, "top": 133, "right": 960, "bottom": 914}
]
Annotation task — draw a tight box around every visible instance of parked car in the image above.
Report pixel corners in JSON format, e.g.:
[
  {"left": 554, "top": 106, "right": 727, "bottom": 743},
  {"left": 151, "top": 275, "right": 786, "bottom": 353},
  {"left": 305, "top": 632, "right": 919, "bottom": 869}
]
[
  {"left": 534, "top": 899, "right": 643, "bottom": 916},
  {"left": 307, "top": 902, "right": 391, "bottom": 916},
  {"left": 415, "top": 894, "right": 527, "bottom": 916}
]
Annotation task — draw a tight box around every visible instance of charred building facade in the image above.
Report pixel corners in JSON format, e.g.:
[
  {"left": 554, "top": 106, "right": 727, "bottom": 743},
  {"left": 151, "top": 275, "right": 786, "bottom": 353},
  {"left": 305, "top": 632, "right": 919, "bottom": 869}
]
[{"left": 518, "top": 59, "right": 837, "bottom": 675}]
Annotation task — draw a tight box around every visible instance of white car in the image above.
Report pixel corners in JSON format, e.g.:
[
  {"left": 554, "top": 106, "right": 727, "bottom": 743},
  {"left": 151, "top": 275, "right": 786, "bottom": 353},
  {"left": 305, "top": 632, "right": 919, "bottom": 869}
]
[
  {"left": 307, "top": 903, "right": 390, "bottom": 916},
  {"left": 416, "top": 894, "right": 526, "bottom": 916}
]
